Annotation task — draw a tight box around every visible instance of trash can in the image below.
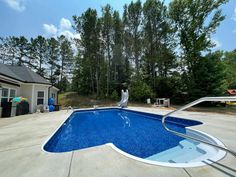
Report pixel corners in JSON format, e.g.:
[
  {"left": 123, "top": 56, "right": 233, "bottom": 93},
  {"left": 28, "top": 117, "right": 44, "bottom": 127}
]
[
  {"left": 0, "top": 107, "right": 2, "bottom": 118},
  {"left": 2, "top": 102, "right": 12, "bottom": 117},
  {"left": 54, "top": 104, "right": 60, "bottom": 111}
]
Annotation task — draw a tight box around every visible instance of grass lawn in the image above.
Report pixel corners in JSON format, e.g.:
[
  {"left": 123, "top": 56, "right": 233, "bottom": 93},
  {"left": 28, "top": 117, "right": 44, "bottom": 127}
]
[{"left": 59, "top": 92, "right": 236, "bottom": 115}]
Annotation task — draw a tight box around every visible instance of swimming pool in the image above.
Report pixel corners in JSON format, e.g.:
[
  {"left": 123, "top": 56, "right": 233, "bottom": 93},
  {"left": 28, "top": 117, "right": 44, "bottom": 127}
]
[{"left": 43, "top": 108, "right": 226, "bottom": 167}]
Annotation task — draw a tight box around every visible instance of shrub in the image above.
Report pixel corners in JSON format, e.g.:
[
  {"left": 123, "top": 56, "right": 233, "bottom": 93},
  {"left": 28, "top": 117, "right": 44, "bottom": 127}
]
[
  {"left": 130, "top": 81, "right": 154, "bottom": 102},
  {"left": 110, "top": 90, "right": 119, "bottom": 101}
]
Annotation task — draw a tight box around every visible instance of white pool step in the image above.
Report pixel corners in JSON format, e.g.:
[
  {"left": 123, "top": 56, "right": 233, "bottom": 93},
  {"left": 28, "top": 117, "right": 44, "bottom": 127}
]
[{"left": 146, "top": 139, "right": 209, "bottom": 163}]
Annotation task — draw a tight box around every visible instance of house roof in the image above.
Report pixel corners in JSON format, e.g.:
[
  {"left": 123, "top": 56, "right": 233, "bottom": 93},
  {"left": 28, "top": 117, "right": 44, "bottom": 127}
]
[
  {"left": 0, "top": 63, "right": 50, "bottom": 85},
  {"left": 226, "top": 89, "right": 236, "bottom": 95}
]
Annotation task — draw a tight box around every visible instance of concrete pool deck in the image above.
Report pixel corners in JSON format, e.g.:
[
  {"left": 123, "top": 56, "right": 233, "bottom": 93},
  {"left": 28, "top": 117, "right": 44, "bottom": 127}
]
[{"left": 0, "top": 107, "right": 235, "bottom": 177}]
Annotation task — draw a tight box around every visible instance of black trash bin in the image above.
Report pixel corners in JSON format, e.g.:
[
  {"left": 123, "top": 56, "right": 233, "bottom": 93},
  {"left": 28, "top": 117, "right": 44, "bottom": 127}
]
[
  {"left": 16, "top": 102, "right": 29, "bottom": 116},
  {"left": 2, "top": 102, "right": 12, "bottom": 117},
  {"left": 53, "top": 104, "right": 60, "bottom": 111}
]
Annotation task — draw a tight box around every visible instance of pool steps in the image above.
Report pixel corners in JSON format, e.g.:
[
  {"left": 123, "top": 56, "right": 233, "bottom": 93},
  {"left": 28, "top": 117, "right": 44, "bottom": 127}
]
[{"left": 145, "top": 139, "right": 217, "bottom": 163}]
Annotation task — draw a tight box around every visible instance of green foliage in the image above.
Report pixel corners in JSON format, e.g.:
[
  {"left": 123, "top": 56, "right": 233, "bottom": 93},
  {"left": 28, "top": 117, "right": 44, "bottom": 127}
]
[
  {"left": 130, "top": 80, "right": 154, "bottom": 102},
  {"left": 47, "top": 37, "right": 60, "bottom": 83},
  {"left": 56, "top": 77, "right": 71, "bottom": 92},
  {"left": 30, "top": 35, "right": 48, "bottom": 76},
  {"left": 110, "top": 90, "right": 119, "bottom": 101},
  {"left": 73, "top": 8, "right": 103, "bottom": 96},
  {"left": 0, "top": 0, "right": 230, "bottom": 103},
  {"left": 142, "top": 0, "right": 176, "bottom": 90},
  {"left": 101, "top": 4, "right": 114, "bottom": 95},
  {"left": 169, "top": 0, "right": 228, "bottom": 100},
  {"left": 58, "top": 35, "right": 74, "bottom": 78},
  {"left": 123, "top": 0, "right": 142, "bottom": 75},
  {"left": 187, "top": 52, "right": 227, "bottom": 100},
  {"left": 223, "top": 50, "right": 236, "bottom": 88},
  {"left": 169, "top": 0, "right": 228, "bottom": 64}
]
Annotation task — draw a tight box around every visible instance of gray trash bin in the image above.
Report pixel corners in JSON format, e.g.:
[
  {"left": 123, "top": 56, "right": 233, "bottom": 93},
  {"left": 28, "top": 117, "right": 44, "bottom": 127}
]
[{"left": 11, "top": 102, "right": 17, "bottom": 117}]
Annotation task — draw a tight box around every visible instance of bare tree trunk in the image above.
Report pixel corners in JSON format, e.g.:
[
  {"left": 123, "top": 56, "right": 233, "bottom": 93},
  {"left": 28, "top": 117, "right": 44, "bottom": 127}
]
[
  {"left": 90, "top": 67, "right": 95, "bottom": 94},
  {"left": 106, "top": 43, "right": 111, "bottom": 96}
]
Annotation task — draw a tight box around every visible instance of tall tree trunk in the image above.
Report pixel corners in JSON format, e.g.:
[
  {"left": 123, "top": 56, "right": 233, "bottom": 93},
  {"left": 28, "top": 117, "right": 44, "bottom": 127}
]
[
  {"left": 90, "top": 66, "right": 95, "bottom": 94},
  {"left": 106, "top": 43, "right": 111, "bottom": 96},
  {"left": 50, "top": 66, "right": 53, "bottom": 84},
  {"left": 61, "top": 58, "right": 64, "bottom": 81}
]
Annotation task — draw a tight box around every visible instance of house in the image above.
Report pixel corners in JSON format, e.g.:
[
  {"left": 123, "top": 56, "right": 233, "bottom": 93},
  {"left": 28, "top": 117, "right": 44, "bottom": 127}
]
[{"left": 0, "top": 63, "right": 59, "bottom": 113}]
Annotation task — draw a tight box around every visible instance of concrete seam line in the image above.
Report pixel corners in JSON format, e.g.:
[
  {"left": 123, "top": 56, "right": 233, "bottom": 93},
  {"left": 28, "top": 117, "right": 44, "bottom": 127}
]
[
  {"left": 183, "top": 168, "right": 192, "bottom": 177},
  {"left": 68, "top": 151, "right": 74, "bottom": 177}
]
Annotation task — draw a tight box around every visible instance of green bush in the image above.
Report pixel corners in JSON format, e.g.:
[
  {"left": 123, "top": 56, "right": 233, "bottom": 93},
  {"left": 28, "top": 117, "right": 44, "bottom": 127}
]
[
  {"left": 110, "top": 90, "right": 119, "bottom": 101},
  {"left": 130, "top": 81, "right": 154, "bottom": 102}
]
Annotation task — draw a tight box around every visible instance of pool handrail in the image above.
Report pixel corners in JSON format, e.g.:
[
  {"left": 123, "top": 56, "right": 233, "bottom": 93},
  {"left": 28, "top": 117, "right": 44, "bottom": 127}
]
[{"left": 162, "top": 96, "right": 236, "bottom": 158}]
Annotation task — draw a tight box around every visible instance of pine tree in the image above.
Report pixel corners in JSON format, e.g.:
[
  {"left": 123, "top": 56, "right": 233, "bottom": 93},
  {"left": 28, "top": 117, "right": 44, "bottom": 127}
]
[
  {"left": 123, "top": 1, "right": 142, "bottom": 76},
  {"left": 73, "top": 8, "right": 102, "bottom": 96},
  {"left": 169, "top": 0, "right": 228, "bottom": 98},
  {"left": 47, "top": 37, "right": 60, "bottom": 84},
  {"left": 30, "top": 36, "right": 48, "bottom": 76},
  {"left": 143, "top": 0, "right": 176, "bottom": 90},
  {"left": 112, "top": 10, "right": 126, "bottom": 83},
  {"left": 58, "top": 35, "right": 74, "bottom": 80},
  {"left": 101, "top": 4, "right": 114, "bottom": 96}
]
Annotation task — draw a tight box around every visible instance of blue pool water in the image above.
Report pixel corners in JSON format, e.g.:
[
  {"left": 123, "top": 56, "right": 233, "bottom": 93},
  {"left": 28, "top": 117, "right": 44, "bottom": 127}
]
[{"left": 44, "top": 108, "right": 202, "bottom": 159}]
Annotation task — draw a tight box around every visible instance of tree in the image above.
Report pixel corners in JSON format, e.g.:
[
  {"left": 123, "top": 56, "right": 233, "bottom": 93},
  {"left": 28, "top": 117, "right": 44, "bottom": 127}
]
[
  {"left": 122, "top": 5, "right": 132, "bottom": 83},
  {"left": 101, "top": 4, "right": 114, "bottom": 96},
  {"left": 0, "top": 37, "right": 20, "bottom": 65},
  {"left": 223, "top": 49, "right": 236, "bottom": 88},
  {"left": 14, "top": 36, "right": 31, "bottom": 66},
  {"left": 112, "top": 11, "right": 127, "bottom": 84},
  {"left": 30, "top": 36, "right": 48, "bottom": 76},
  {"left": 0, "top": 37, "right": 10, "bottom": 64},
  {"left": 123, "top": 0, "right": 142, "bottom": 76},
  {"left": 47, "top": 37, "right": 60, "bottom": 83},
  {"left": 188, "top": 51, "right": 227, "bottom": 99},
  {"left": 73, "top": 8, "right": 103, "bottom": 96},
  {"left": 143, "top": 0, "right": 176, "bottom": 90},
  {"left": 58, "top": 35, "right": 74, "bottom": 81},
  {"left": 169, "top": 0, "right": 228, "bottom": 98}
]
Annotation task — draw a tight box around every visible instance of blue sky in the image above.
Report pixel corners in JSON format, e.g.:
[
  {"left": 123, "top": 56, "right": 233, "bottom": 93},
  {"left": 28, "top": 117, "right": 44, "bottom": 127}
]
[{"left": 0, "top": 0, "right": 235, "bottom": 51}]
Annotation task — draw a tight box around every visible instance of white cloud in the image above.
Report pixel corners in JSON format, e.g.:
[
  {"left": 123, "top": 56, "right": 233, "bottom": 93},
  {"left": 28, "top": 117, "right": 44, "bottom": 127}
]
[
  {"left": 74, "top": 33, "right": 81, "bottom": 39},
  {"left": 43, "top": 18, "right": 80, "bottom": 41},
  {"left": 212, "top": 38, "right": 222, "bottom": 49},
  {"left": 43, "top": 18, "right": 80, "bottom": 55},
  {"left": 60, "top": 18, "right": 72, "bottom": 31},
  {"left": 3, "top": 0, "right": 26, "bottom": 12},
  {"left": 59, "top": 30, "right": 74, "bottom": 39},
  {"left": 43, "top": 24, "right": 58, "bottom": 36}
]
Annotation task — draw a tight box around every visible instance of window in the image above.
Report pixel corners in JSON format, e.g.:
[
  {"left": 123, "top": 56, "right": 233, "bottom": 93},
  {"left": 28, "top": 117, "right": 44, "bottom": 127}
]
[
  {"left": 37, "top": 91, "right": 44, "bottom": 105},
  {"left": 1, "top": 88, "right": 16, "bottom": 104},
  {"left": 1, "top": 88, "right": 9, "bottom": 105},
  {"left": 51, "top": 93, "right": 56, "bottom": 99},
  {"left": 2, "top": 88, "right": 9, "bottom": 97},
  {"left": 10, "top": 89, "right": 16, "bottom": 98}
]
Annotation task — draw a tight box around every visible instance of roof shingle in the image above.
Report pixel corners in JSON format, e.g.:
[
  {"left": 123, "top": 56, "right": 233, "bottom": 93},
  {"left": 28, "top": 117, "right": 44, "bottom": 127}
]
[{"left": 0, "top": 64, "right": 50, "bottom": 85}]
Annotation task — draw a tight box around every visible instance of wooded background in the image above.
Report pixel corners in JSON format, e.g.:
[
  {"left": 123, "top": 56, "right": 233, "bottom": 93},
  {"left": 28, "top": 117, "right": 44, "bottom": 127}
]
[{"left": 1, "top": 0, "right": 235, "bottom": 103}]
